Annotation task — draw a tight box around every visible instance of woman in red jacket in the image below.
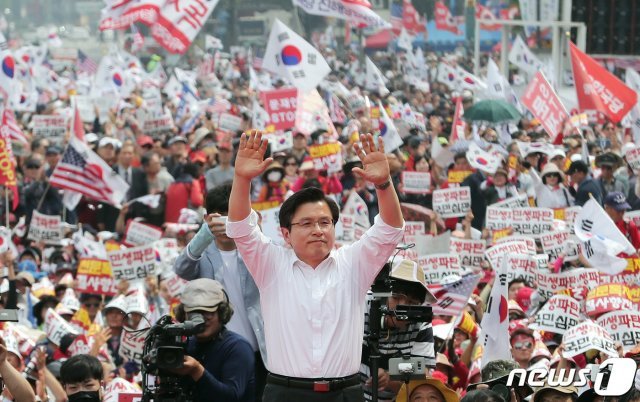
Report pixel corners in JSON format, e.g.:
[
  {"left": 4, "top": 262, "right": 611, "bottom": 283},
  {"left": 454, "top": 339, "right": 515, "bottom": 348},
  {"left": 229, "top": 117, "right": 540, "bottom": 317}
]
[{"left": 164, "top": 163, "right": 204, "bottom": 223}]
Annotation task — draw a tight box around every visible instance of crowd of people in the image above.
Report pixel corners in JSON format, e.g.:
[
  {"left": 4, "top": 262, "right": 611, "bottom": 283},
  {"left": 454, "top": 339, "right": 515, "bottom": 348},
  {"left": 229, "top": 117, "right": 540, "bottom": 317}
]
[{"left": 0, "top": 27, "right": 640, "bottom": 402}]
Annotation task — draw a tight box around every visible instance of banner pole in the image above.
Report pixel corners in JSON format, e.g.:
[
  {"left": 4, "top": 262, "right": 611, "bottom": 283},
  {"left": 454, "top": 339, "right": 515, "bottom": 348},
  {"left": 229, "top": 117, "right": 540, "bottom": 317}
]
[{"left": 4, "top": 189, "right": 8, "bottom": 228}]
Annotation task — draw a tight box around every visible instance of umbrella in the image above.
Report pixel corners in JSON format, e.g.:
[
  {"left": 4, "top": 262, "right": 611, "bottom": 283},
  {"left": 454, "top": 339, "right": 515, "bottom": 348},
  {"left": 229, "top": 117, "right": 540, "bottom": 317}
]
[{"left": 463, "top": 99, "right": 521, "bottom": 123}]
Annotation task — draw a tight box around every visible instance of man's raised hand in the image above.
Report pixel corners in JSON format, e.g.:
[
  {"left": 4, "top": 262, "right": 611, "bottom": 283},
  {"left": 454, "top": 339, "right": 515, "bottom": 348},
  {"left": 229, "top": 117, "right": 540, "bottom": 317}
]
[
  {"left": 352, "top": 133, "right": 390, "bottom": 186},
  {"left": 234, "top": 130, "right": 273, "bottom": 180}
]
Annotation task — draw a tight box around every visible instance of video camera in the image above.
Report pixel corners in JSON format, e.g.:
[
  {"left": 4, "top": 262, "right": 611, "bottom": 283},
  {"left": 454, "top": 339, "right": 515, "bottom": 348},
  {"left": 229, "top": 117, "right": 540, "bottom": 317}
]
[{"left": 141, "top": 314, "right": 205, "bottom": 402}]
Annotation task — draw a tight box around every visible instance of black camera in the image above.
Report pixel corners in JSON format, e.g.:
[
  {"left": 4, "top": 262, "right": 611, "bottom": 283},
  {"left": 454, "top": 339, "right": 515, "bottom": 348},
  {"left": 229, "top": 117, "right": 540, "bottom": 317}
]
[{"left": 141, "top": 314, "right": 205, "bottom": 402}]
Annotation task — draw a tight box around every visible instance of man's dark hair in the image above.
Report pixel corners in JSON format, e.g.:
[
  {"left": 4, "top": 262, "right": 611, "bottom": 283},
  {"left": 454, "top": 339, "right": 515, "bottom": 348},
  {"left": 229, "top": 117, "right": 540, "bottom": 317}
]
[
  {"left": 278, "top": 187, "right": 339, "bottom": 230},
  {"left": 508, "top": 278, "right": 527, "bottom": 289},
  {"left": 454, "top": 151, "right": 467, "bottom": 163},
  {"left": 206, "top": 183, "right": 232, "bottom": 214},
  {"left": 618, "top": 387, "right": 640, "bottom": 402},
  {"left": 60, "top": 354, "right": 103, "bottom": 385},
  {"left": 461, "top": 389, "right": 506, "bottom": 402},
  {"left": 140, "top": 151, "right": 158, "bottom": 167}
]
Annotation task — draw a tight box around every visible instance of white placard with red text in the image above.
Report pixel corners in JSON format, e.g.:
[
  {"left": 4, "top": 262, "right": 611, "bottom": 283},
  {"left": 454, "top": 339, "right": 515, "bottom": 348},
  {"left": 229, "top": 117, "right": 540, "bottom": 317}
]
[
  {"left": 107, "top": 244, "right": 158, "bottom": 281},
  {"left": 432, "top": 187, "right": 471, "bottom": 218},
  {"left": 28, "top": 211, "right": 63, "bottom": 244},
  {"left": 401, "top": 171, "right": 432, "bottom": 195},
  {"left": 125, "top": 221, "right": 163, "bottom": 246}
]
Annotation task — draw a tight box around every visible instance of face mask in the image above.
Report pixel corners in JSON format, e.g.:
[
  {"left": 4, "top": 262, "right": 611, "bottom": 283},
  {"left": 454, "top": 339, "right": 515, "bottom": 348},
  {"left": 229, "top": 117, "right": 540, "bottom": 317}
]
[
  {"left": 68, "top": 391, "right": 101, "bottom": 402},
  {"left": 267, "top": 171, "right": 282, "bottom": 182}
]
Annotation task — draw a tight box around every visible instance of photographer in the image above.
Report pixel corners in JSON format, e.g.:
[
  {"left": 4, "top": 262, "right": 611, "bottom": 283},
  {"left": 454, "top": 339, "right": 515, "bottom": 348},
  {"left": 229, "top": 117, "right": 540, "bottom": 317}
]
[
  {"left": 360, "top": 259, "right": 436, "bottom": 402},
  {"left": 170, "top": 278, "right": 255, "bottom": 402}
]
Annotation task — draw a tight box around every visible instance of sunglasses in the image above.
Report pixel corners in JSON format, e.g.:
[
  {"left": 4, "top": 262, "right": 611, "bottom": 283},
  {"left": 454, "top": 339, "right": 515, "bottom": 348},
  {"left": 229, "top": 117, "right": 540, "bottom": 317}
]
[
  {"left": 84, "top": 303, "right": 100, "bottom": 308},
  {"left": 25, "top": 164, "right": 41, "bottom": 169},
  {"left": 513, "top": 341, "right": 533, "bottom": 350}
]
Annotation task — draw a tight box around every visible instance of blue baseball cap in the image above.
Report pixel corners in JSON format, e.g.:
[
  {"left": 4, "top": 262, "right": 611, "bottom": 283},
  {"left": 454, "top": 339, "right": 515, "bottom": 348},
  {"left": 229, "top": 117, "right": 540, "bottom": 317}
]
[{"left": 604, "top": 191, "right": 631, "bottom": 211}]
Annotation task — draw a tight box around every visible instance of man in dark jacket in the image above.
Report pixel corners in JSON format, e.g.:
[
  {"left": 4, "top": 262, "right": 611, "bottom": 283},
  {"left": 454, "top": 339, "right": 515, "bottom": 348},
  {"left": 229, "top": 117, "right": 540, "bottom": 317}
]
[
  {"left": 567, "top": 160, "right": 603, "bottom": 206},
  {"left": 462, "top": 169, "right": 487, "bottom": 230}
]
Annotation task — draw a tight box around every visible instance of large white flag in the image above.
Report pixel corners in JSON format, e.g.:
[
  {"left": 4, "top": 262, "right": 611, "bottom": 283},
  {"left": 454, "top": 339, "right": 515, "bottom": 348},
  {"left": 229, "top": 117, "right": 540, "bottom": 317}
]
[
  {"left": 466, "top": 142, "right": 502, "bottom": 174},
  {"left": 478, "top": 257, "right": 511, "bottom": 367},
  {"left": 365, "top": 57, "right": 389, "bottom": 96},
  {"left": 378, "top": 100, "right": 403, "bottom": 152},
  {"left": 574, "top": 199, "right": 636, "bottom": 255},
  {"left": 508, "top": 36, "right": 544, "bottom": 75},
  {"left": 437, "top": 62, "right": 486, "bottom": 92},
  {"left": 581, "top": 235, "right": 628, "bottom": 275},
  {"left": 397, "top": 28, "right": 413, "bottom": 52},
  {"left": 292, "top": 0, "right": 390, "bottom": 30},
  {"left": 262, "top": 19, "right": 331, "bottom": 93}
]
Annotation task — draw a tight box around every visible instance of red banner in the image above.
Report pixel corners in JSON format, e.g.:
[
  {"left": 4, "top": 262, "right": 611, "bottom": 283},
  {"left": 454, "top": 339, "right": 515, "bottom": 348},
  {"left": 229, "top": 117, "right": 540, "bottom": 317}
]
[
  {"left": 434, "top": 2, "right": 461, "bottom": 35},
  {"left": 521, "top": 71, "right": 570, "bottom": 141},
  {"left": 569, "top": 41, "right": 637, "bottom": 123},
  {"left": 0, "top": 123, "right": 17, "bottom": 210},
  {"left": 260, "top": 88, "right": 298, "bottom": 131}
]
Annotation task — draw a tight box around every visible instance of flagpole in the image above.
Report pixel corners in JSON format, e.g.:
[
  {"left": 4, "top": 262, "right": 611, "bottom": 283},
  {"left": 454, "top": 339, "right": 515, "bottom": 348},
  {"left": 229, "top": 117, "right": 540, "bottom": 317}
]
[
  {"left": 35, "top": 182, "right": 51, "bottom": 212},
  {"left": 4, "top": 188, "right": 8, "bottom": 228}
]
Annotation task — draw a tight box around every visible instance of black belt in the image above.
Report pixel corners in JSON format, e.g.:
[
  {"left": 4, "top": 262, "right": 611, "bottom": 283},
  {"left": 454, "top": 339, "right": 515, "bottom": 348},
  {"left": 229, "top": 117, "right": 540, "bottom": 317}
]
[{"left": 266, "top": 373, "right": 360, "bottom": 392}]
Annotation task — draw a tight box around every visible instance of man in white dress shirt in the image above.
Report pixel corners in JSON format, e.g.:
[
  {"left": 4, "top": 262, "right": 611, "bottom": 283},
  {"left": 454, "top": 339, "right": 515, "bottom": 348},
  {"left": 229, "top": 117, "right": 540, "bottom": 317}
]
[{"left": 226, "top": 131, "right": 405, "bottom": 402}]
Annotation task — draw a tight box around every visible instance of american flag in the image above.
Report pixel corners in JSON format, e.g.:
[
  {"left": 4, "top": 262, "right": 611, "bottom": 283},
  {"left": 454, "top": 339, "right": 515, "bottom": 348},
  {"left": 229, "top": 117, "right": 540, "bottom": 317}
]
[
  {"left": 50, "top": 142, "right": 124, "bottom": 204},
  {"left": 430, "top": 273, "right": 482, "bottom": 316},
  {"left": 1, "top": 109, "right": 28, "bottom": 144},
  {"left": 76, "top": 50, "right": 98, "bottom": 75}
]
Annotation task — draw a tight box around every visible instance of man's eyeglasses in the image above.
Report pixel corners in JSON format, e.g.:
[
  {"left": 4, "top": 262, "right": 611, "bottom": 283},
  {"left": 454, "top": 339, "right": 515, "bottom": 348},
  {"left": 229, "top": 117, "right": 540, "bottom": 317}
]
[
  {"left": 290, "top": 218, "right": 335, "bottom": 231},
  {"left": 513, "top": 341, "right": 533, "bottom": 350}
]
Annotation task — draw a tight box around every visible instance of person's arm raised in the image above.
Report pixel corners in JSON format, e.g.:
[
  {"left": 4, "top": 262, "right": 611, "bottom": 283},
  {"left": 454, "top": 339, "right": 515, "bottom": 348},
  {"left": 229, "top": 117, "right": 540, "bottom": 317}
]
[
  {"left": 352, "top": 134, "right": 403, "bottom": 228},
  {"left": 228, "top": 131, "right": 273, "bottom": 222}
]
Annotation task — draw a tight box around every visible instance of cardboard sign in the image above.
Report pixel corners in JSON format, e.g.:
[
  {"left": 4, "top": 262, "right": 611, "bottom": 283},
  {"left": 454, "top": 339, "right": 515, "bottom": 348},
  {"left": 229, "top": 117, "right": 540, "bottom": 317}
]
[
  {"left": 447, "top": 169, "right": 473, "bottom": 185},
  {"left": 163, "top": 272, "right": 188, "bottom": 298},
  {"left": 418, "top": 254, "right": 462, "bottom": 286},
  {"left": 45, "top": 309, "right": 79, "bottom": 346},
  {"left": 602, "top": 258, "right": 640, "bottom": 286},
  {"left": 142, "top": 111, "right": 174, "bottom": 133},
  {"left": 119, "top": 330, "right": 147, "bottom": 364},
  {"left": 260, "top": 87, "right": 298, "bottom": 131},
  {"left": 124, "top": 221, "right": 163, "bottom": 247},
  {"left": 503, "top": 253, "right": 537, "bottom": 285},
  {"left": 485, "top": 206, "right": 512, "bottom": 230},
  {"left": 67, "top": 334, "right": 93, "bottom": 356},
  {"left": 432, "top": 187, "right": 471, "bottom": 218},
  {"left": 537, "top": 268, "right": 600, "bottom": 300},
  {"left": 401, "top": 171, "right": 432, "bottom": 195},
  {"left": 103, "top": 378, "right": 142, "bottom": 402},
  {"left": 540, "top": 230, "right": 571, "bottom": 260},
  {"left": 107, "top": 244, "right": 158, "bottom": 281},
  {"left": 404, "top": 221, "right": 426, "bottom": 236},
  {"left": 449, "top": 238, "right": 486, "bottom": 270},
  {"left": 562, "top": 320, "right": 617, "bottom": 358},
  {"left": 509, "top": 208, "right": 554, "bottom": 236},
  {"left": 586, "top": 284, "right": 639, "bottom": 317},
  {"left": 533, "top": 295, "right": 581, "bottom": 334},
  {"left": 217, "top": 113, "right": 243, "bottom": 133},
  {"left": 309, "top": 142, "right": 342, "bottom": 173},
  {"left": 492, "top": 194, "right": 529, "bottom": 209},
  {"left": 521, "top": 71, "right": 570, "bottom": 142},
  {"left": 485, "top": 240, "right": 535, "bottom": 270},
  {"left": 32, "top": 115, "right": 68, "bottom": 142},
  {"left": 625, "top": 146, "right": 640, "bottom": 173},
  {"left": 28, "top": 211, "right": 63, "bottom": 244},
  {"left": 495, "top": 235, "right": 537, "bottom": 254},
  {"left": 76, "top": 259, "right": 118, "bottom": 296},
  {"left": 597, "top": 311, "right": 640, "bottom": 352}
]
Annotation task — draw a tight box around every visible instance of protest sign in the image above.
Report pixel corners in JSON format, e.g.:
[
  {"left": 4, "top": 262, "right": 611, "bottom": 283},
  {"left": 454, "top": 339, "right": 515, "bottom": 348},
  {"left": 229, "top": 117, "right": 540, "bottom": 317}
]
[
  {"left": 534, "top": 254, "right": 550, "bottom": 272},
  {"left": 142, "top": 111, "right": 174, "bottom": 133},
  {"left": 520, "top": 71, "right": 569, "bottom": 142},
  {"left": 32, "top": 115, "right": 68, "bottom": 143},
  {"left": 432, "top": 187, "right": 471, "bottom": 218},
  {"left": 309, "top": 142, "right": 342, "bottom": 173},
  {"left": 45, "top": 309, "right": 78, "bottom": 346},
  {"left": 602, "top": 258, "right": 640, "bottom": 285},
  {"left": 532, "top": 294, "right": 581, "bottom": 334},
  {"left": 260, "top": 87, "right": 298, "bottom": 131},
  {"left": 153, "top": 238, "right": 180, "bottom": 276},
  {"left": 625, "top": 146, "right": 640, "bottom": 173},
  {"left": 404, "top": 221, "right": 426, "bottom": 236},
  {"left": 76, "top": 259, "right": 118, "bottom": 296},
  {"left": 509, "top": 207, "right": 554, "bottom": 236},
  {"left": 295, "top": 90, "right": 335, "bottom": 137},
  {"left": 597, "top": 311, "right": 640, "bottom": 352},
  {"left": 418, "top": 254, "right": 462, "bottom": 287},
  {"left": 485, "top": 239, "right": 535, "bottom": 270},
  {"left": 163, "top": 272, "right": 187, "bottom": 298},
  {"left": 449, "top": 238, "right": 485, "bottom": 270},
  {"left": 492, "top": 194, "right": 529, "bottom": 209},
  {"left": 401, "top": 171, "right": 432, "bottom": 195},
  {"left": 447, "top": 169, "right": 473, "bottom": 186},
  {"left": 536, "top": 268, "right": 600, "bottom": 300},
  {"left": 485, "top": 206, "right": 511, "bottom": 231},
  {"left": 495, "top": 235, "right": 537, "bottom": 254},
  {"left": 624, "top": 211, "right": 640, "bottom": 228},
  {"left": 67, "top": 334, "right": 93, "bottom": 356},
  {"left": 503, "top": 253, "right": 537, "bottom": 285},
  {"left": 103, "top": 378, "right": 142, "bottom": 402},
  {"left": 562, "top": 320, "right": 618, "bottom": 358},
  {"left": 28, "top": 211, "right": 62, "bottom": 244},
  {"left": 119, "top": 329, "right": 147, "bottom": 364},
  {"left": 217, "top": 113, "right": 243, "bottom": 133},
  {"left": 107, "top": 244, "right": 158, "bottom": 281},
  {"left": 540, "top": 230, "right": 571, "bottom": 260},
  {"left": 260, "top": 206, "right": 285, "bottom": 245},
  {"left": 586, "top": 284, "right": 639, "bottom": 317},
  {"left": 124, "top": 221, "right": 163, "bottom": 247},
  {"left": 251, "top": 200, "right": 281, "bottom": 211}
]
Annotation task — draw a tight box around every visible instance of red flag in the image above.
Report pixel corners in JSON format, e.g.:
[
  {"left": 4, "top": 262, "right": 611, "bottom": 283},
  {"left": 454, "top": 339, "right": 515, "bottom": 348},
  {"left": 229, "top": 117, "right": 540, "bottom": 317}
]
[
  {"left": 73, "top": 103, "right": 85, "bottom": 141},
  {"left": 520, "top": 72, "right": 570, "bottom": 142},
  {"left": 403, "top": 0, "right": 425, "bottom": 33},
  {"left": 569, "top": 41, "right": 637, "bottom": 123},
  {"left": 434, "top": 1, "right": 461, "bottom": 35},
  {"left": 0, "top": 118, "right": 18, "bottom": 210},
  {"left": 476, "top": 4, "right": 501, "bottom": 31},
  {"left": 450, "top": 98, "right": 466, "bottom": 142}
]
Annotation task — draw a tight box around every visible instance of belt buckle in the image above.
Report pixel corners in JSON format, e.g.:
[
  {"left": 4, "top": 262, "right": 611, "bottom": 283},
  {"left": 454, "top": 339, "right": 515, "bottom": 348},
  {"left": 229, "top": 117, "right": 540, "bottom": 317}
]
[{"left": 313, "top": 380, "right": 330, "bottom": 392}]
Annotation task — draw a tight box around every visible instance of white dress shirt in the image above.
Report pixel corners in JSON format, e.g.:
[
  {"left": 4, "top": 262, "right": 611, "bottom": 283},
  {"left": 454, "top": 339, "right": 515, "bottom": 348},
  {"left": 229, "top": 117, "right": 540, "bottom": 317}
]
[{"left": 226, "top": 210, "right": 404, "bottom": 379}]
